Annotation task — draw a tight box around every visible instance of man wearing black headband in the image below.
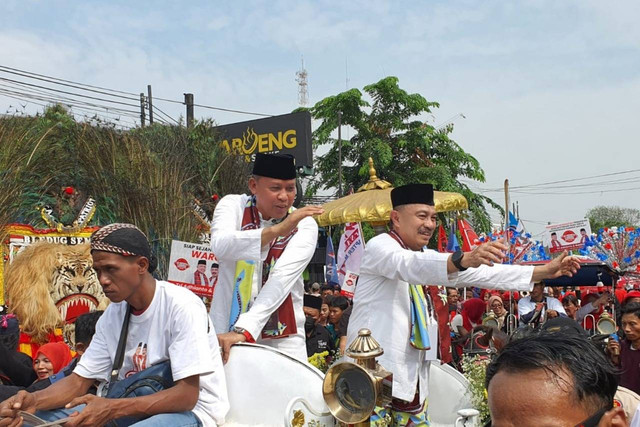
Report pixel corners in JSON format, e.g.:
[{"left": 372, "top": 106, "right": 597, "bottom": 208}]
[
  {"left": 346, "top": 183, "right": 581, "bottom": 424},
  {"left": 210, "top": 153, "right": 324, "bottom": 363},
  {"left": 0, "top": 223, "right": 229, "bottom": 426}
]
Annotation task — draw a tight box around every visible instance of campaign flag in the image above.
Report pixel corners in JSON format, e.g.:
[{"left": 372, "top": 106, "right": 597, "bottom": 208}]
[
  {"left": 445, "top": 231, "right": 460, "bottom": 253},
  {"left": 457, "top": 219, "right": 480, "bottom": 252},
  {"left": 437, "top": 225, "right": 448, "bottom": 253},
  {"left": 508, "top": 211, "right": 524, "bottom": 234},
  {"left": 325, "top": 233, "right": 339, "bottom": 285},
  {"left": 336, "top": 222, "right": 365, "bottom": 289}
]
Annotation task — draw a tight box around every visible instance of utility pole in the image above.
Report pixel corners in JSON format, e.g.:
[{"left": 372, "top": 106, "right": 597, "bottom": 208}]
[
  {"left": 184, "top": 93, "right": 194, "bottom": 128},
  {"left": 139, "top": 93, "right": 146, "bottom": 127},
  {"left": 338, "top": 111, "right": 342, "bottom": 198},
  {"left": 147, "top": 85, "right": 153, "bottom": 125}
]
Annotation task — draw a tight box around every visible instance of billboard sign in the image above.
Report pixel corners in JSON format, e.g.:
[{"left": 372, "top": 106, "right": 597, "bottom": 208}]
[
  {"left": 545, "top": 219, "right": 592, "bottom": 253},
  {"left": 215, "top": 111, "right": 313, "bottom": 168}
]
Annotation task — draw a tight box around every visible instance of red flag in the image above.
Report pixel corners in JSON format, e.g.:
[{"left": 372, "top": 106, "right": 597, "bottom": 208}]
[
  {"left": 457, "top": 219, "right": 480, "bottom": 252},
  {"left": 437, "top": 225, "right": 448, "bottom": 253}
]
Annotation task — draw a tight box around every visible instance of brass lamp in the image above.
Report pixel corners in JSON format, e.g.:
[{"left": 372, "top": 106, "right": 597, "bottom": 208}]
[
  {"left": 596, "top": 312, "right": 617, "bottom": 335},
  {"left": 482, "top": 313, "right": 499, "bottom": 328},
  {"left": 322, "top": 328, "right": 393, "bottom": 425}
]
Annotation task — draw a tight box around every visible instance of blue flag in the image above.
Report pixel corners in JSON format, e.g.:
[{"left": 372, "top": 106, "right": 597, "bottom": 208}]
[
  {"left": 446, "top": 231, "right": 460, "bottom": 253},
  {"left": 326, "top": 234, "right": 339, "bottom": 285},
  {"left": 508, "top": 211, "right": 524, "bottom": 234}
]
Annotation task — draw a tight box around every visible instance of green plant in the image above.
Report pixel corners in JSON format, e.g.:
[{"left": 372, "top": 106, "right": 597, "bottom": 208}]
[
  {"left": 0, "top": 106, "right": 251, "bottom": 278},
  {"left": 461, "top": 354, "right": 490, "bottom": 424}
]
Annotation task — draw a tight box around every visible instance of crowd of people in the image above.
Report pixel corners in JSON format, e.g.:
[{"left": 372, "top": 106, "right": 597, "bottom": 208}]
[{"left": 0, "top": 152, "right": 637, "bottom": 426}]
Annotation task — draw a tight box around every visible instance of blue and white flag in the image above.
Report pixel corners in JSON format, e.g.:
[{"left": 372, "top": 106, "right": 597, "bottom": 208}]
[{"left": 325, "top": 232, "right": 339, "bottom": 285}]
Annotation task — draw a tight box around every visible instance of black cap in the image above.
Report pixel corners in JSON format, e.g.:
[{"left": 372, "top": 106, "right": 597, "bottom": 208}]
[
  {"left": 197, "top": 260, "right": 207, "bottom": 265},
  {"left": 90, "top": 223, "right": 157, "bottom": 273},
  {"left": 391, "top": 183, "right": 434, "bottom": 208},
  {"left": 304, "top": 294, "right": 323, "bottom": 311},
  {"left": 252, "top": 153, "right": 296, "bottom": 180}
]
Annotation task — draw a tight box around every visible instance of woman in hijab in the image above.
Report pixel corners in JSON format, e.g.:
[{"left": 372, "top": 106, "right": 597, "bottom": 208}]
[
  {"left": 451, "top": 298, "right": 487, "bottom": 338},
  {"left": 32, "top": 342, "right": 72, "bottom": 381},
  {"left": 488, "top": 295, "right": 508, "bottom": 330}
]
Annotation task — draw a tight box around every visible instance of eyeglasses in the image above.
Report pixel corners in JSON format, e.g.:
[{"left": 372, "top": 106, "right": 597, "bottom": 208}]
[{"left": 574, "top": 406, "right": 609, "bottom": 427}]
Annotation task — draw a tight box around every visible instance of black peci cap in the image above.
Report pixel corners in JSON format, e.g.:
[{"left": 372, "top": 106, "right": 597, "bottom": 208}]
[
  {"left": 252, "top": 153, "right": 297, "bottom": 180},
  {"left": 391, "top": 183, "right": 434, "bottom": 208}
]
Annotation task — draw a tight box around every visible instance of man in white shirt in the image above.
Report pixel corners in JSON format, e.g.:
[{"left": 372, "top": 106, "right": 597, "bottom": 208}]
[
  {"left": 518, "top": 282, "right": 567, "bottom": 326},
  {"left": 0, "top": 223, "right": 229, "bottom": 426},
  {"left": 210, "top": 153, "right": 324, "bottom": 363},
  {"left": 346, "top": 183, "right": 580, "bottom": 425}
]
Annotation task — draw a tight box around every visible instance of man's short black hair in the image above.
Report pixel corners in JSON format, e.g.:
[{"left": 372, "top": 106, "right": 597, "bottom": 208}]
[
  {"left": 622, "top": 302, "right": 640, "bottom": 318},
  {"left": 551, "top": 232, "right": 557, "bottom": 236},
  {"left": 446, "top": 287, "right": 458, "bottom": 296},
  {"left": 329, "top": 295, "right": 349, "bottom": 311},
  {"left": 320, "top": 284, "right": 333, "bottom": 292},
  {"left": 486, "top": 332, "right": 618, "bottom": 412},
  {"left": 75, "top": 310, "right": 104, "bottom": 344}
]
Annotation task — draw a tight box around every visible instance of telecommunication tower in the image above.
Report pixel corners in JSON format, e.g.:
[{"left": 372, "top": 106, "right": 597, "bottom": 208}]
[{"left": 296, "top": 57, "right": 308, "bottom": 107}]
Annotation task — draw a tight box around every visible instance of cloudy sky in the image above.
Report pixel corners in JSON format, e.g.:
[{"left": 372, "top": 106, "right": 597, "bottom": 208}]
[{"left": 2, "top": 1, "right": 639, "bottom": 238}]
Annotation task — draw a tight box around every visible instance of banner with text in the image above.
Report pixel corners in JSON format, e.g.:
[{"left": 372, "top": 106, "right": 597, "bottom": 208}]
[
  {"left": 337, "top": 222, "right": 365, "bottom": 296},
  {"left": 544, "top": 219, "right": 592, "bottom": 253},
  {"left": 167, "top": 240, "right": 218, "bottom": 300}
]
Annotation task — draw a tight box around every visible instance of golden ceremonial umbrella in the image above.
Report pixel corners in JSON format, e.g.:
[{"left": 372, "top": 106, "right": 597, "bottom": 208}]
[{"left": 315, "top": 158, "right": 468, "bottom": 227}]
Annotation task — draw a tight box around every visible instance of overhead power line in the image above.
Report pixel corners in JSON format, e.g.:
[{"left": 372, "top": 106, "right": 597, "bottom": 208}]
[
  {"left": 0, "top": 64, "right": 139, "bottom": 98},
  {"left": 0, "top": 90, "right": 138, "bottom": 129},
  {"left": 0, "top": 86, "right": 140, "bottom": 117},
  {"left": 478, "top": 168, "right": 640, "bottom": 193},
  {"left": 0, "top": 76, "right": 140, "bottom": 109},
  {"left": 0, "top": 64, "right": 274, "bottom": 118}
]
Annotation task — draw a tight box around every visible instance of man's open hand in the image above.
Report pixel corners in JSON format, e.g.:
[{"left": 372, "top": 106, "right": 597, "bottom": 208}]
[
  {"left": 275, "top": 206, "right": 324, "bottom": 238},
  {"left": 546, "top": 251, "right": 581, "bottom": 279}
]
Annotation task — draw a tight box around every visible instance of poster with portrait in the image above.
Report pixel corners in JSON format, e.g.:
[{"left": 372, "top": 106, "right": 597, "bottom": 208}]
[
  {"left": 167, "top": 240, "right": 217, "bottom": 300},
  {"left": 544, "top": 219, "right": 592, "bottom": 253},
  {"left": 340, "top": 270, "right": 358, "bottom": 298}
]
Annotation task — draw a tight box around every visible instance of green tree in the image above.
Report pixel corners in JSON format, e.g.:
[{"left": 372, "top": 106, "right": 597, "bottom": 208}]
[
  {"left": 586, "top": 205, "right": 640, "bottom": 231},
  {"left": 305, "top": 76, "right": 499, "bottom": 233}
]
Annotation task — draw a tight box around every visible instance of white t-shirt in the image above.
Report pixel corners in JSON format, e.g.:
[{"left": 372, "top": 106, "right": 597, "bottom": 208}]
[{"left": 75, "top": 280, "right": 229, "bottom": 426}]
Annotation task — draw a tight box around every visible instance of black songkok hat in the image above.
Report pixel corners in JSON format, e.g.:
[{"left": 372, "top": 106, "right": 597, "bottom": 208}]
[
  {"left": 391, "top": 183, "right": 435, "bottom": 208},
  {"left": 252, "top": 153, "right": 297, "bottom": 180},
  {"left": 197, "top": 260, "right": 207, "bottom": 266},
  {"left": 304, "top": 294, "right": 323, "bottom": 311},
  {"left": 90, "top": 223, "right": 157, "bottom": 273}
]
